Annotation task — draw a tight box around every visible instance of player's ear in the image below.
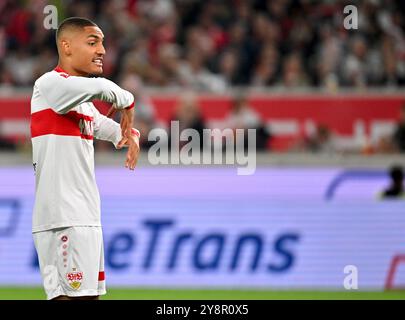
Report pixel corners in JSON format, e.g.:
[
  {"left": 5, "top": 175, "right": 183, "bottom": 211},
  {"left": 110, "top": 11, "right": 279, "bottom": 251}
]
[{"left": 60, "top": 39, "right": 72, "bottom": 56}]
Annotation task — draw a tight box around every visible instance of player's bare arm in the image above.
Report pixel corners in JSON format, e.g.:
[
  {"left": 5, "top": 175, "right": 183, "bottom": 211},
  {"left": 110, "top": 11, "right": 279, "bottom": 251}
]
[
  {"left": 120, "top": 107, "right": 135, "bottom": 143},
  {"left": 107, "top": 104, "right": 135, "bottom": 148}
]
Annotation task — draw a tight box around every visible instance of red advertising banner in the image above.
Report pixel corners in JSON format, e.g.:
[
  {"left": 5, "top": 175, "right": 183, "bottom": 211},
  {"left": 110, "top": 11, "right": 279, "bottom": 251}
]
[{"left": 1, "top": 94, "right": 404, "bottom": 151}]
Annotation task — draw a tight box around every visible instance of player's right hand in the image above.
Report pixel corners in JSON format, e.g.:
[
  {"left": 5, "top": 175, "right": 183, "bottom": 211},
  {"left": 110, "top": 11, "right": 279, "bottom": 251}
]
[{"left": 124, "top": 135, "right": 140, "bottom": 170}]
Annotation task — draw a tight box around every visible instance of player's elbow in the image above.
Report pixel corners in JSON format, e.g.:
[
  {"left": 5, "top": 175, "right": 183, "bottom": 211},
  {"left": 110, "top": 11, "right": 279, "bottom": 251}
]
[{"left": 86, "top": 79, "right": 107, "bottom": 98}]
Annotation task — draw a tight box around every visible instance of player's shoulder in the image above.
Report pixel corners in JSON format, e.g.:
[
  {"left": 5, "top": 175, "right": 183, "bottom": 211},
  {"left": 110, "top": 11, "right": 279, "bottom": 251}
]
[{"left": 34, "top": 69, "right": 69, "bottom": 86}]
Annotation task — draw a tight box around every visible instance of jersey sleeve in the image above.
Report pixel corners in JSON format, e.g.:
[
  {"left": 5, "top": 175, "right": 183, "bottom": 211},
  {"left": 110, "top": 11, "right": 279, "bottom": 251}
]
[
  {"left": 37, "top": 72, "right": 134, "bottom": 114},
  {"left": 93, "top": 106, "right": 121, "bottom": 147}
]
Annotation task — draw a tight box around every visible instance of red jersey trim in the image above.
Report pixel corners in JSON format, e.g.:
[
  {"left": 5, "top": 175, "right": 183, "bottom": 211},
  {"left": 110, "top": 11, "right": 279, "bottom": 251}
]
[
  {"left": 125, "top": 101, "right": 135, "bottom": 110},
  {"left": 131, "top": 128, "right": 140, "bottom": 137},
  {"left": 31, "top": 108, "right": 94, "bottom": 140},
  {"left": 54, "top": 66, "right": 70, "bottom": 78}
]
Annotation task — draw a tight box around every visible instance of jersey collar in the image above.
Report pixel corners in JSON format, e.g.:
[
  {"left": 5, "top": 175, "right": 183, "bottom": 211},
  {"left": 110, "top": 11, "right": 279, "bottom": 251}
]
[{"left": 54, "top": 66, "right": 70, "bottom": 77}]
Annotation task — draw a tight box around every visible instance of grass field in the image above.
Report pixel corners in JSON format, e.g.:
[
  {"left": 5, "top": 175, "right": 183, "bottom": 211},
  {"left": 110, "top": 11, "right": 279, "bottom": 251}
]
[{"left": 0, "top": 287, "right": 404, "bottom": 300}]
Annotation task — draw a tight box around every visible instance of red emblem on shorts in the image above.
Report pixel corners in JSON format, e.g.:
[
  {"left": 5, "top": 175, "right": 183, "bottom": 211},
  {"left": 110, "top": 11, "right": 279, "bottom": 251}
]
[
  {"left": 66, "top": 271, "right": 83, "bottom": 290},
  {"left": 61, "top": 235, "right": 68, "bottom": 242}
]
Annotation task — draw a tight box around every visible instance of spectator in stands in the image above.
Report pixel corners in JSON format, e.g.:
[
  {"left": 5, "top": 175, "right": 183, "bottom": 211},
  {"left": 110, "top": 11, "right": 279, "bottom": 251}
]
[
  {"left": 34, "top": 47, "right": 58, "bottom": 80},
  {"left": 381, "top": 165, "right": 405, "bottom": 199},
  {"left": 302, "top": 124, "right": 338, "bottom": 154},
  {"left": 316, "top": 24, "right": 343, "bottom": 89},
  {"left": 0, "top": 123, "right": 16, "bottom": 151},
  {"left": 392, "top": 104, "right": 405, "bottom": 153},
  {"left": 4, "top": 46, "right": 36, "bottom": 86},
  {"left": 222, "top": 23, "right": 251, "bottom": 84},
  {"left": 251, "top": 44, "right": 280, "bottom": 87},
  {"left": 1, "top": 0, "right": 405, "bottom": 91},
  {"left": 170, "top": 92, "right": 206, "bottom": 149},
  {"left": 224, "top": 94, "right": 270, "bottom": 151},
  {"left": 280, "top": 53, "right": 309, "bottom": 88},
  {"left": 0, "top": 138, "right": 16, "bottom": 151},
  {"left": 178, "top": 48, "right": 226, "bottom": 92},
  {"left": 216, "top": 49, "right": 242, "bottom": 87},
  {"left": 0, "top": 62, "right": 13, "bottom": 92},
  {"left": 158, "top": 43, "right": 183, "bottom": 87},
  {"left": 341, "top": 36, "right": 384, "bottom": 88}
]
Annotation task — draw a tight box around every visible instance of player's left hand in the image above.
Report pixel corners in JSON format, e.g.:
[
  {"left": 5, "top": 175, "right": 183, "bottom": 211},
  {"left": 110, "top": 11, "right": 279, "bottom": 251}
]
[
  {"left": 117, "top": 135, "right": 140, "bottom": 170},
  {"left": 107, "top": 104, "right": 135, "bottom": 145}
]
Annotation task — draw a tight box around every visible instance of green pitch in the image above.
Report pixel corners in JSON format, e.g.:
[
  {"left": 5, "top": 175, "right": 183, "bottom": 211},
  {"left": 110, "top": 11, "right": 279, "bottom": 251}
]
[{"left": 0, "top": 287, "right": 404, "bottom": 300}]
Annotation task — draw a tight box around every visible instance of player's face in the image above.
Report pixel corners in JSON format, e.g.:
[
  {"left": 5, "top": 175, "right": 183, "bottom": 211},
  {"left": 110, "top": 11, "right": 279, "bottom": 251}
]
[{"left": 70, "top": 26, "right": 105, "bottom": 76}]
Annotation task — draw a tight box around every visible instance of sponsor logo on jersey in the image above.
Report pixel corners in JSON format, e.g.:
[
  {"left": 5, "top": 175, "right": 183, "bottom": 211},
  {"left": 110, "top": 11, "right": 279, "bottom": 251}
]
[{"left": 79, "top": 118, "right": 93, "bottom": 137}]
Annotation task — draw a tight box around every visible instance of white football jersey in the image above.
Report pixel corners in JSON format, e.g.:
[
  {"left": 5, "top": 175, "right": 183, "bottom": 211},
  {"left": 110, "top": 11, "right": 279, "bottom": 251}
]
[{"left": 31, "top": 66, "right": 135, "bottom": 232}]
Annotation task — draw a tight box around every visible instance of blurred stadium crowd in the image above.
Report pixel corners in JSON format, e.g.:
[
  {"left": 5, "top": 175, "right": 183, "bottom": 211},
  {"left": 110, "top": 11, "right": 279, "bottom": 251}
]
[
  {"left": 0, "top": 0, "right": 405, "bottom": 155},
  {"left": 1, "top": 0, "right": 405, "bottom": 90}
]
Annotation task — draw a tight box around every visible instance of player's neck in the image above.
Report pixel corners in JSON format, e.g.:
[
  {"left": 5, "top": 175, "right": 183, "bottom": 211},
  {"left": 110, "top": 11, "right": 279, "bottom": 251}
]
[{"left": 56, "top": 61, "right": 89, "bottom": 77}]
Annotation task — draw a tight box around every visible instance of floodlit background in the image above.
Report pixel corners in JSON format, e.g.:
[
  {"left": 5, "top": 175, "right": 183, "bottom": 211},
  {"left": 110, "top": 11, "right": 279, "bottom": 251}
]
[{"left": 0, "top": 0, "right": 405, "bottom": 299}]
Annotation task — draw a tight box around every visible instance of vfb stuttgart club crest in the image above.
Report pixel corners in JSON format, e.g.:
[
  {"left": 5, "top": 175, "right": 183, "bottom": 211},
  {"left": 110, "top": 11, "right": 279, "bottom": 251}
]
[{"left": 66, "top": 269, "right": 83, "bottom": 290}]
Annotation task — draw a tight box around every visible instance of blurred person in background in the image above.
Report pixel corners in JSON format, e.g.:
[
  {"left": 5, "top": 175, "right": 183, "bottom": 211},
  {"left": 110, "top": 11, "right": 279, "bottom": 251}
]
[
  {"left": 0, "top": 137, "right": 16, "bottom": 150},
  {"left": 224, "top": 94, "right": 270, "bottom": 151},
  {"left": 315, "top": 23, "right": 343, "bottom": 89},
  {"left": 0, "top": 62, "right": 14, "bottom": 92},
  {"left": 374, "top": 135, "right": 397, "bottom": 154},
  {"left": 341, "top": 36, "right": 385, "bottom": 88},
  {"left": 0, "top": 123, "right": 16, "bottom": 151},
  {"left": 4, "top": 46, "right": 37, "bottom": 86},
  {"left": 293, "top": 123, "right": 338, "bottom": 154},
  {"left": 178, "top": 48, "right": 226, "bottom": 92},
  {"left": 157, "top": 43, "right": 183, "bottom": 87},
  {"left": 120, "top": 35, "right": 151, "bottom": 83},
  {"left": 378, "top": 5, "right": 405, "bottom": 86},
  {"left": 170, "top": 91, "right": 206, "bottom": 149},
  {"left": 280, "top": 52, "right": 309, "bottom": 88},
  {"left": 392, "top": 104, "right": 405, "bottom": 153},
  {"left": 34, "top": 47, "right": 58, "bottom": 79},
  {"left": 306, "top": 124, "right": 336, "bottom": 153},
  {"left": 222, "top": 22, "right": 251, "bottom": 85},
  {"left": 216, "top": 49, "right": 243, "bottom": 87},
  {"left": 381, "top": 165, "right": 405, "bottom": 199},
  {"left": 251, "top": 43, "right": 280, "bottom": 87}
]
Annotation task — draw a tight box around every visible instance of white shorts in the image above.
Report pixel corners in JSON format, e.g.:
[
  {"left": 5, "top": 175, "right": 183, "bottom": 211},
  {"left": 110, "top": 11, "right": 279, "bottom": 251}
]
[{"left": 33, "top": 226, "right": 106, "bottom": 300}]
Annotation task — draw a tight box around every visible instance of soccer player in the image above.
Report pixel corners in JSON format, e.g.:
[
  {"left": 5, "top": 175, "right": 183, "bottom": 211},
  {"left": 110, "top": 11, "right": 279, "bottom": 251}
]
[{"left": 30, "top": 17, "right": 140, "bottom": 300}]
